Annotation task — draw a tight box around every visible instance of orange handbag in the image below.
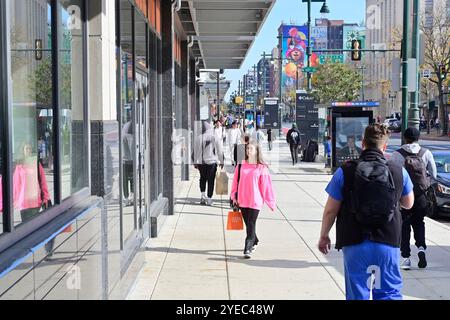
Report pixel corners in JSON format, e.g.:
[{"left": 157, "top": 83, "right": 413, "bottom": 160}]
[{"left": 227, "top": 210, "right": 244, "bottom": 230}]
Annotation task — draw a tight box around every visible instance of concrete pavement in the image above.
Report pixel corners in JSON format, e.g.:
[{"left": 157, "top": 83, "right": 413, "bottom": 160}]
[{"left": 127, "top": 140, "right": 450, "bottom": 300}]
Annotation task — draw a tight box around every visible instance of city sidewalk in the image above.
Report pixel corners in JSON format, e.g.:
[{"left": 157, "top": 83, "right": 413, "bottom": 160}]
[{"left": 127, "top": 141, "right": 450, "bottom": 300}]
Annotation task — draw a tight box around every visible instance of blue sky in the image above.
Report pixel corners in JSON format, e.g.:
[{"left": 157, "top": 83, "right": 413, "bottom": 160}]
[{"left": 224, "top": 0, "right": 367, "bottom": 100}]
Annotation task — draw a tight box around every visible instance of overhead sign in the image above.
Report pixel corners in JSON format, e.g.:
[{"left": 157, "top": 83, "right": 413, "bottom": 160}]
[
  {"left": 319, "top": 54, "right": 344, "bottom": 64},
  {"left": 235, "top": 96, "right": 244, "bottom": 104},
  {"left": 302, "top": 67, "right": 317, "bottom": 73},
  {"left": 332, "top": 101, "right": 380, "bottom": 107}
]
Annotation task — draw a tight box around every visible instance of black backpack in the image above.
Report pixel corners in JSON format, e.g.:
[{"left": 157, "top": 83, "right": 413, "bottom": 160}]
[
  {"left": 397, "top": 148, "right": 430, "bottom": 196},
  {"left": 349, "top": 159, "right": 398, "bottom": 227}
]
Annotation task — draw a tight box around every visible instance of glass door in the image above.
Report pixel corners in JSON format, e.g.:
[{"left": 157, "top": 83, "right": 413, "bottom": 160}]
[{"left": 135, "top": 71, "right": 148, "bottom": 237}]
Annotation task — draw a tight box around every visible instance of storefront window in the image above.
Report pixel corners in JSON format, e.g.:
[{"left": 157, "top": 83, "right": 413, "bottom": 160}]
[
  {"left": 0, "top": 134, "right": 4, "bottom": 233},
  {"left": 59, "top": 0, "right": 87, "bottom": 199},
  {"left": 120, "top": 0, "right": 136, "bottom": 242},
  {"left": 10, "top": 0, "right": 55, "bottom": 226}
]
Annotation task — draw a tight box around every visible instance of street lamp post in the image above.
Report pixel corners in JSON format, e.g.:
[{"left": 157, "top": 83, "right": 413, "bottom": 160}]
[
  {"left": 303, "top": 0, "right": 329, "bottom": 93},
  {"left": 408, "top": 0, "right": 420, "bottom": 130}
]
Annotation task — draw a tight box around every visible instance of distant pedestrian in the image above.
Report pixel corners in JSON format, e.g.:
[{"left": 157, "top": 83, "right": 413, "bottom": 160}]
[
  {"left": 228, "top": 120, "right": 242, "bottom": 166},
  {"left": 267, "top": 129, "right": 273, "bottom": 151},
  {"left": 390, "top": 127, "right": 437, "bottom": 270},
  {"left": 286, "top": 123, "right": 301, "bottom": 166},
  {"left": 318, "top": 123, "right": 414, "bottom": 300},
  {"left": 230, "top": 140, "right": 276, "bottom": 259},
  {"left": 324, "top": 136, "right": 332, "bottom": 168},
  {"left": 193, "top": 121, "right": 224, "bottom": 206}
]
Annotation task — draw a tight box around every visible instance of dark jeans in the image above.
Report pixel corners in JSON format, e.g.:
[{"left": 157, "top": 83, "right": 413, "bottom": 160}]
[
  {"left": 241, "top": 207, "right": 260, "bottom": 252},
  {"left": 289, "top": 144, "right": 299, "bottom": 165},
  {"left": 21, "top": 208, "right": 55, "bottom": 255},
  {"left": 401, "top": 194, "right": 428, "bottom": 258},
  {"left": 198, "top": 163, "right": 217, "bottom": 198},
  {"left": 268, "top": 140, "right": 273, "bottom": 151}
]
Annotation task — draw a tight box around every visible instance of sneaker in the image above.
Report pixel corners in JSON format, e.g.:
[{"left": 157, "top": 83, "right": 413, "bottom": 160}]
[
  {"left": 401, "top": 257, "right": 411, "bottom": 270},
  {"left": 207, "top": 198, "right": 213, "bottom": 206},
  {"left": 244, "top": 250, "right": 252, "bottom": 259},
  {"left": 250, "top": 243, "right": 258, "bottom": 253},
  {"left": 418, "top": 247, "right": 427, "bottom": 269}
]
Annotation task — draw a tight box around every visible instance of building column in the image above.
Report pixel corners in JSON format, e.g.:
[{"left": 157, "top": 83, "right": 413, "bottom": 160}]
[
  {"left": 161, "top": 0, "right": 175, "bottom": 215},
  {"left": 181, "top": 40, "right": 189, "bottom": 181}
]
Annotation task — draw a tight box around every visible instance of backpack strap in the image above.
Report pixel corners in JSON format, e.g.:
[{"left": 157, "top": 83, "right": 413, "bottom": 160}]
[{"left": 397, "top": 148, "right": 412, "bottom": 159}]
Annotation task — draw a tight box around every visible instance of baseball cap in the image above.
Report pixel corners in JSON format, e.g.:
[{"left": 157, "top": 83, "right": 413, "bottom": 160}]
[{"left": 404, "top": 127, "right": 420, "bottom": 142}]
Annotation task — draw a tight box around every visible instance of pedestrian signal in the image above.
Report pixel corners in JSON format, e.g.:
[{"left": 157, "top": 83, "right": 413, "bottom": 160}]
[{"left": 351, "top": 40, "right": 362, "bottom": 61}]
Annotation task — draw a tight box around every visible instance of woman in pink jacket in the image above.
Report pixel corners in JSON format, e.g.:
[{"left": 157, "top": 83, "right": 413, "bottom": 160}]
[
  {"left": 230, "top": 140, "right": 276, "bottom": 259},
  {"left": 13, "top": 142, "right": 51, "bottom": 223}
]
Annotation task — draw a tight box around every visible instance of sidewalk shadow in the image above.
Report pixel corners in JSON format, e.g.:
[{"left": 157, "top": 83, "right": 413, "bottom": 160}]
[
  {"left": 209, "top": 256, "right": 327, "bottom": 269},
  {"left": 146, "top": 246, "right": 241, "bottom": 258}
]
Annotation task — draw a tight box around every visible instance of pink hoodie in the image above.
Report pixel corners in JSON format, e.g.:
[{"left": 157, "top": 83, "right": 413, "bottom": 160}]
[
  {"left": 230, "top": 162, "right": 276, "bottom": 211},
  {"left": 13, "top": 163, "right": 50, "bottom": 211}
]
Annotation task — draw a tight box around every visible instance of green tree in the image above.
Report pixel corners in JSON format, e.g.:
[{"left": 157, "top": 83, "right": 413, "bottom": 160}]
[{"left": 312, "top": 63, "right": 362, "bottom": 103}]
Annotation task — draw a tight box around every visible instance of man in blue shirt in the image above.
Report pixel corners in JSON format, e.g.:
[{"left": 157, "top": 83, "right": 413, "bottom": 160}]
[{"left": 318, "top": 124, "right": 415, "bottom": 300}]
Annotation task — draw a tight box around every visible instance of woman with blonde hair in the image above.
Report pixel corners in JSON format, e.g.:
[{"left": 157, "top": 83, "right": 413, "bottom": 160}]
[{"left": 230, "top": 139, "right": 276, "bottom": 259}]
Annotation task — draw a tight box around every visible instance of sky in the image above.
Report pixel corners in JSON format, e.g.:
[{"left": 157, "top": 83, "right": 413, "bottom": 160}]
[{"left": 223, "top": 0, "right": 367, "bottom": 101}]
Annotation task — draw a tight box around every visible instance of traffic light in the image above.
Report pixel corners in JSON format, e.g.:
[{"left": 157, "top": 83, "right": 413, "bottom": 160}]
[
  {"left": 351, "top": 40, "right": 362, "bottom": 61},
  {"left": 439, "top": 65, "right": 446, "bottom": 80}
]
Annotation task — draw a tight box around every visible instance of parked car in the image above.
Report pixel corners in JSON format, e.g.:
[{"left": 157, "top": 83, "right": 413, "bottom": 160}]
[
  {"left": 428, "top": 151, "right": 450, "bottom": 218},
  {"left": 384, "top": 118, "right": 401, "bottom": 132}
]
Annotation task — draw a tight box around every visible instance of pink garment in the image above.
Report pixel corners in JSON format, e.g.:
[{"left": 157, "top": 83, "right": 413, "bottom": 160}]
[
  {"left": 13, "top": 163, "right": 50, "bottom": 211},
  {"left": 230, "top": 162, "right": 276, "bottom": 211}
]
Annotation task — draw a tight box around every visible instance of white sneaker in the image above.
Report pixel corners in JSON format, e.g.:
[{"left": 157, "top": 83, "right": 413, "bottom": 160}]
[
  {"left": 207, "top": 198, "right": 213, "bottom": 206},
  {"left": 401, "top": 257, "right": 411, "bottom": 270},
  {"left": 200, "top": 194, "right": 207, "bottom": 205}
]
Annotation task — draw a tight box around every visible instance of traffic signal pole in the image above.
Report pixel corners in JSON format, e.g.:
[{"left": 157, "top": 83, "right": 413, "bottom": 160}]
[
  {"left": 306, "top": 0, "right": 312, "bottom": 92},
  {"left": 401, "top": 0, "right": 410, "bottom": 143}
]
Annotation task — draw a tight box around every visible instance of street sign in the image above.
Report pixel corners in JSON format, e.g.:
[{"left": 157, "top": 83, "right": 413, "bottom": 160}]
[
  {"left": 422, "top": 70, "right": 431, "bottom": 78},
  {"left": 302, "top": 67, "right": 317, "bottom": 73},
  {"left": 319, "top": 54, "right": 344, "bottom": 64}
]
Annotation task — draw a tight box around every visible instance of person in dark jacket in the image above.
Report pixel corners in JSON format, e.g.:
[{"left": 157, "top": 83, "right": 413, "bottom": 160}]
[
  {"left": 286, "top": 123, "right": 301, "bottom": 166},
  {"left": 318, "top": 124, "right": 415, "bottom": 300}
]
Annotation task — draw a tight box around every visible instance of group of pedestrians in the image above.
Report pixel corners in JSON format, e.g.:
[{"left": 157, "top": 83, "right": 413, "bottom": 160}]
[
  {"left": 193, "top": 118, "right": 276, "bottom": 260},
  {"left": 319, "top": 124, "right": 436, "bottom": 300}
]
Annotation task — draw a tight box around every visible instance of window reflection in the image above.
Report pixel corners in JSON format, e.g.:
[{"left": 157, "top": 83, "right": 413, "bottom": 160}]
[
  {"left": 10, "top": 0, "right": 55, "bottom": 226},
  {"left": 120, "top": 0, "right": 136, "bottom": 242},
  {"left": 59, "top": 0, "right": 87, "bottom": 199}
]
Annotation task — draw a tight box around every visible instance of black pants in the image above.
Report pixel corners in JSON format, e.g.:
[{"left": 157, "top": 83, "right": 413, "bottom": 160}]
[
  {"left": 289, "top": 144, "right": 299, "bottom": 165},
  {"left": 21, "top": 208, "right": 55, "bottom": 254},
  {"left": 401, "top": 194, "right": 428, "bottom": 258},
  {"left": 268, "top": 140, "right": 273, "bottom": 151},
  {"left": 198, "top": 163, "right": 217, "bottom": 198},
  {"left": 123, "top": 161, "right": 134, "bottom": 199},
  {"left": 241, "top": 207, "right": 260, "bottom": 252}
]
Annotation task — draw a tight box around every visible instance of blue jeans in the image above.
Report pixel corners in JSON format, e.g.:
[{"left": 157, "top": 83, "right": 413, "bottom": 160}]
[{"left": 342, "top": 240, "right": 403, "bottom": 300}]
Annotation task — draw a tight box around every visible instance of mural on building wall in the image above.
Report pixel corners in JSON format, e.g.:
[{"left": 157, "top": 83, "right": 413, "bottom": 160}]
[{"left": 280, "top": 26, "right": 309, "bottom": 89}]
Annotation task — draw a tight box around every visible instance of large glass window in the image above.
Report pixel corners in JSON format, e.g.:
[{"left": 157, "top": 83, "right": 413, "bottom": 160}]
[
  {"left": 58, "top": 0, "right": 87, "bottom": 199},
  {"left": 120, "top": 0, "right": 136, "bottom": 242},
  {"left": 10, "top": 0, "right": 55, "bottom": 227}
]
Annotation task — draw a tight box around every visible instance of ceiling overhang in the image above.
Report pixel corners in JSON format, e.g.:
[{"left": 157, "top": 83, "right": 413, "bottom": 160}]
[{"left": 180, "top": 0, "right": 276, "bottom": 70}]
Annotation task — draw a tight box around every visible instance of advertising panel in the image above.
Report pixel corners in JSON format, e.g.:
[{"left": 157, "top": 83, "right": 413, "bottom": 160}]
[
  {"left": 296, "top": 93, "right": 318, "bottom": 146},
  {"left": 279, "top": 25, "right": 314, "bottom": 97},
  {"left": 264, "top": 98, "right": 280, "bottom": 129},
  {"left": 334, "top": 117, "right": 367, "bottom": 167}
]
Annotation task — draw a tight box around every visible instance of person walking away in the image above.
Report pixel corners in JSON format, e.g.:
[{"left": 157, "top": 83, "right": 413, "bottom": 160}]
[
  {"left": 230, "top": 140, "right": 276, "bottom": 259},
  {"left": 286, "top": 123, "right": 301, "bottom": 165},
  {"left": 228, "top": 120, "right": 242, "bottom": 166},
  {"left": 390, "top": 127, "right": 437, "bottom": 270},
  {"left": 318, "top": 124, "right": 415, "bottom": 300},
  {"left": 324, "top": 136, "right": 332, "bottom": 168},
  {"left": 214, "top": 120, "right": 225, "bottom": 152},
  {"left": 267, "top": 128, "right": 273, "bottom": 151},
  {"left": 253, "top": 125, "right": 266, "bottom": 145},
  {"left": 193, "top": 121, "right": 224, "bottom": 206}
]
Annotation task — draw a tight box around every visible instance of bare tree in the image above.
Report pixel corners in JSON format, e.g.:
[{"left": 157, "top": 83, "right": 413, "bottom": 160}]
[{"left": 420, "top": 0, "right": 450, "bottom": 135}]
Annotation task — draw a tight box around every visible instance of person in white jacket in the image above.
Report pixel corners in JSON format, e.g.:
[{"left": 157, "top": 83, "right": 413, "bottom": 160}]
[{"left": 228, "top": 120, "right": 243, "bottom": 166}]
